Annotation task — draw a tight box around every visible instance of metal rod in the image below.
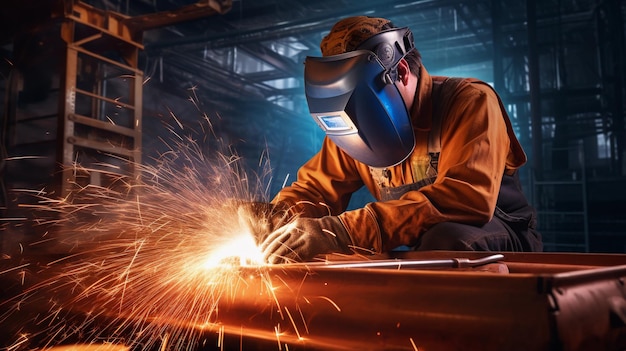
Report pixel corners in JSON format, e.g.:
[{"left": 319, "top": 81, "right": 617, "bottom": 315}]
[{"left": 277, "top": 253, "right": 505, "bottom": 270}]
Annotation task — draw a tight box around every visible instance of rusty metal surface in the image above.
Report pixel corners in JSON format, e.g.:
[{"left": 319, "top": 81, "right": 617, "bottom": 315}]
[
  {"left": 199, "top": 252, "right": 626, "bottom": 351},
  {"left": 210, "top": 262, "right": 552, "bottom": 350},
  {"left": 2, "top": 251, "right": 626, "bottom": 351}
]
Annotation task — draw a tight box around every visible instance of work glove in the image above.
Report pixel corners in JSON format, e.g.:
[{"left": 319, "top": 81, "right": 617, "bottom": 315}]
[
  {"left": 260, "top": 216, "right": 354, "bottom": 264},
  {"left": 237, "top": 201, "right": 292, "bottom": 243}
]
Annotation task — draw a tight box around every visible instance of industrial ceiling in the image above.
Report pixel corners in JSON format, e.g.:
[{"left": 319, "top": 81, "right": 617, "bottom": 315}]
[
  {"left": 99, "top": 0, "right": 513, "bottom": 113},
  {"left": 89, "top": 0, "right": 606, "bottom": 111},
  {"left": 2, "top": 0, "right": 618, "bottom": 156}
]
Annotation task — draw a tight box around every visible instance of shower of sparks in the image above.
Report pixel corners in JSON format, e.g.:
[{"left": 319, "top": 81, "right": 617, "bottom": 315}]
[{"left": 0, "top": 108, "right": 300, "bottom": 350}]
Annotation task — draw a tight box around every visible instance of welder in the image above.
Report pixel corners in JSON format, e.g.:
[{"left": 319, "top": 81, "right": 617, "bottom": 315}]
[{"left": 241, "top": 16, "right": 543, "bottom": 264}]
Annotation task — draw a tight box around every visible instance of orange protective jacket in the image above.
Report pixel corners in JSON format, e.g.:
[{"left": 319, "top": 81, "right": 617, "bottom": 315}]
[{"left": 272, "top": 65, "right": 527, "bottom": 253}]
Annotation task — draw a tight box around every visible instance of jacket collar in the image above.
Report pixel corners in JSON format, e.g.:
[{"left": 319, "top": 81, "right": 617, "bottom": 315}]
[{"left": 410, "top": 64, "right": 433, "bottom": 132}]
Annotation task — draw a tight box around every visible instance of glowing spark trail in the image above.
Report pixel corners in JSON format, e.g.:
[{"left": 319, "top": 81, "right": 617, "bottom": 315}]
[
  {"left": 0, "top": 91, "right": 443, "bottom": 351},
  {"left": 0, "top": 109, "right": 286, "bottom": 350}
]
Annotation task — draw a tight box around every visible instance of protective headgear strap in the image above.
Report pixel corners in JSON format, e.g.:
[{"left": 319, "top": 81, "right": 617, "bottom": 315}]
[{"left": 356, "top": 27, "right": 415, "bottom": 84}]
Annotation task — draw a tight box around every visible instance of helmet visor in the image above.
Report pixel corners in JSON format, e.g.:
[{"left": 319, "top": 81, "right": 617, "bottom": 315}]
[{"left": 304, "top": 50, "right": 415, "bottom": 167}]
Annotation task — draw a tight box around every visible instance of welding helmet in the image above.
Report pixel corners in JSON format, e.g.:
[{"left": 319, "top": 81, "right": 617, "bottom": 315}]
[{"left": 304, "top": 27, "right": 416, "bottom": 168}]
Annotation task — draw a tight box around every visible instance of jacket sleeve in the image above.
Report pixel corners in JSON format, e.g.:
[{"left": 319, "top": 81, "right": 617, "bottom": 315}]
[
  {"left": 339, "top": 83, "right": 512, "bottom": 252},
  {"left": 271, "top": 136, "right": 367, "bottom": 218}
]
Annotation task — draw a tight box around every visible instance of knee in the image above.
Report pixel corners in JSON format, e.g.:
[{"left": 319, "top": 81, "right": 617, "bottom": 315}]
[{"left": 415, "top": 222, "right": 478, "bottom": 251}]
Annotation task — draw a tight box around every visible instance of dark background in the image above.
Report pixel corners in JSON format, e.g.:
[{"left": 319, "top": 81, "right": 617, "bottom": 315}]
[{"left": 0, "top": 0, "right": 625, "bottom": 253}]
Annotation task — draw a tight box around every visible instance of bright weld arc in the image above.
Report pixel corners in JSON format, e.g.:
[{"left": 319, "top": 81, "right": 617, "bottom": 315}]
[{"left": 2, "top": 102, "right": 293, "bottom": 350}]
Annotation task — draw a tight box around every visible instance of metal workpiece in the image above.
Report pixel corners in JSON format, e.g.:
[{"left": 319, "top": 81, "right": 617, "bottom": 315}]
[
  {"left": 2, "top": 252, "right": 626, "bottom": 351},
  {"left": 212, "top": 260, "right": 548, "bottom": 350},
  {"left": 174, "top": 251, "right": 626, "bottom": 350}
]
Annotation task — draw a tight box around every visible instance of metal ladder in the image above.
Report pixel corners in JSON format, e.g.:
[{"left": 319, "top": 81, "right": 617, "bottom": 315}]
[{"left": 57, "top": 1, "right": 143, "bottom": 197}]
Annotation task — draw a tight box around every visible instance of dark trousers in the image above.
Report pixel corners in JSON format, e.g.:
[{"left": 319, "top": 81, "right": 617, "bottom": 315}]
[{"left": 414, "top": 216, "right": 542, "bottom": 252}]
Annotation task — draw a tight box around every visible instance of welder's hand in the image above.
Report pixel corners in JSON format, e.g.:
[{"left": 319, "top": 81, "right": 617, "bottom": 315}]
[
  {"left": 260, "top": 216, "right": 353, "bottom": 264},
  {"left": 237, "top": 202, "right": 291, "bottom": 243}
]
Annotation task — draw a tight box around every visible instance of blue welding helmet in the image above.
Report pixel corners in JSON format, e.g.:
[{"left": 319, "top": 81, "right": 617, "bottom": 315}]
[{"left": 304, "top": 27, "right": 416, "bottom": 168}]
